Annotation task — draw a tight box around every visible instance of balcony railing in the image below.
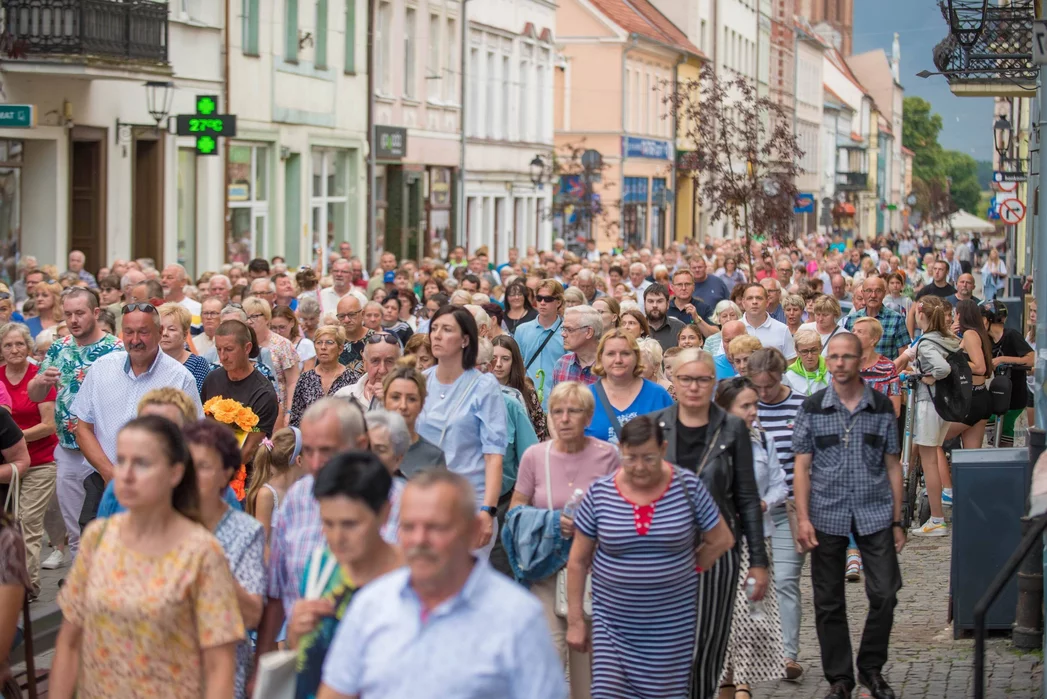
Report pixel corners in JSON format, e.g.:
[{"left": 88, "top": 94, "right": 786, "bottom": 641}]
[
  {"left": 2, "top": 0, "right": 168, "bottom": 63},
  {"left": 931, "top": 0, "right": 1036, "bottom": 87},
  {"left": 836, "top": 172, "right": 868, "bottom": 190}
]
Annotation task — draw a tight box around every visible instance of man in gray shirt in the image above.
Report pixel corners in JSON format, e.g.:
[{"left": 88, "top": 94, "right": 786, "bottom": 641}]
[{"left": 792, "top": 334, "right": 905, "bottom": 699}]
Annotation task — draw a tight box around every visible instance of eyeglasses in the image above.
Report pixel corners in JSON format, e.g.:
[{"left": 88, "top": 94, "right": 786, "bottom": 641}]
[
  {"left": 121, "top": 303, "right": 157, "bottom": 315},
  {"left": 622, "top": 454, "right": 661, "bottom": 467},
  {"left": 551, "top": 407, "right": 586, "bottom": 418},
  {"left": 675, "top": 374, "right": 716, "bottom": 388},
  {"left": 315, "top": 339, "right": 340, "bottom": 347},
  {"left": 201, "top": 311, "right": 222, "bottom": 319},
  {"left": 535, "top": 294, "right": 559, "bottom": 304},
  {"left": 798, "top": 347, "right": 821, "bottom": 356},
  {"left": 0, "top": 292, "right": 11, "bottom": 301},
  {"left": 560, "top": 326, "right": 584, "bottom": 335},
  {"left": 247, "top": 313, "right": 267, "bottom": 322},
  {"left": 336, "top": 311, "right": 362, "bottom": 321},
  {"left": 826, "top": 354, "right": 860, "bottom": 362}
]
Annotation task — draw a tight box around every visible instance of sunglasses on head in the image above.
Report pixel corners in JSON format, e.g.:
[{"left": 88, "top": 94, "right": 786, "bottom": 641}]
[
  {"left": 365, "top": 332, "right": 402, "bottom": 348},
  {"left": 121, "top": 303, "right": 157, "bottom": 315}
]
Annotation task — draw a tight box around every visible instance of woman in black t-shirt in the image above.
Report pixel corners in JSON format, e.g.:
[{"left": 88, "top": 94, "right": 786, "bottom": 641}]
[{"left": 985, "top": 301, "right": 1035, "bottom": 446}]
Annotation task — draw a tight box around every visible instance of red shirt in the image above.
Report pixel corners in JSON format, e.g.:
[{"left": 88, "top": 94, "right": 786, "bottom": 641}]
[{"left": 0, "top": 365, "right": 57, "bottom": 466}]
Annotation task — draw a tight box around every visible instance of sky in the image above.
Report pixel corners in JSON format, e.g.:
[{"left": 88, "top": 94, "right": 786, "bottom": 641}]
[{"left": 852, "top": 0, "right": 995, "bottom": 162}]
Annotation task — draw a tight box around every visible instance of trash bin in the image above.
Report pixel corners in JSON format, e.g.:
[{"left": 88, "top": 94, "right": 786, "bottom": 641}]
[{"left": 951, "top": 447, "right": 1031, "bottom": 637}]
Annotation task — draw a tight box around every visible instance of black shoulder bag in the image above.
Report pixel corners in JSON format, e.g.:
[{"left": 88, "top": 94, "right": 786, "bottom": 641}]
[{"left": 525, "top": 319, "right": 563, "bottom": 371}]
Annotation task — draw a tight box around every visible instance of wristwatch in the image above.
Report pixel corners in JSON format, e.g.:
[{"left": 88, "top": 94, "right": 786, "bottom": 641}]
[
  {"left": 480, "top": 505, "right": 497, "bottom": 517},
  {"left": 891, "top": 521, "right": 904, "bottom": 530}
]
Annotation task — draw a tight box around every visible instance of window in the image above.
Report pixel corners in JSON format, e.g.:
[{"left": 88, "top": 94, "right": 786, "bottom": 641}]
[
  {"left": 643, "top": 71, "right": 650, "bottom": 134},
  {"left": 518, "top": 47, "right": 531, "bottom": 141},
  {"left": 310, "top": 149, "right": 349, "bottom": 268},
  {"left": 536, "top": 48, "right": 549, "bottom": 142},
  {"left": 344, "top": 0, "right": 356, "bottom": 72},
  {"left": 700, "top": 20, "right": 706, "bottom": 52},
  {"left": 428, "top": 13, "right": 442, "bottom": 100},
  {"left": 502, "top": 55, "right": 511, "bottom": 139},
  {"left": 242, "top": 0, "right": 259, "bottom": 55},
  {"left": 445, "top": 17, "right": 457, "bottom": 102},
  {"left": 315, "top": 0, "right": 328, "bottom": 69},
  {"left": 227, "top": 144, "right": 270, "bottom": 263},
  {"left": 622, "top": 177, "right": 648, "bottom": 249},
  {"left": 485, "top": 50, "right": 496, "bottom": 138},
  {"left": 285, "top": 0, "right": 299, "bottom": 63},
  {"left": 404, "top": 6, "right": 416, "bottom": 98},
  {"left": 177, "top": 149, "right": 197, "bottom": 276},
  {"left": 376, "top": 2, "right": 391, "bottom": 93},
  {"left": 468, "top": 47, "right": 479, "bottom": 136}
]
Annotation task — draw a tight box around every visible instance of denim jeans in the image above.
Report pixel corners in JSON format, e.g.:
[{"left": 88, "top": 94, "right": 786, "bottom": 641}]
[{"left": 771, "top": 504, "right": 807, "bottom": 660}]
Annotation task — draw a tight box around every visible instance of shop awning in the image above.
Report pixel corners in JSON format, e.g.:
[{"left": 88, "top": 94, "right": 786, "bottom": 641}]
[{"left": 834, "top": 202, "right": 856, "bottom": 216}]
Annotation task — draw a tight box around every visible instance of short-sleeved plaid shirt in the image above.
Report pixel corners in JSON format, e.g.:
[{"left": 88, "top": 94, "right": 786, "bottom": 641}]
[
  {"left": 792, "top": 383, "right": 901, "bottom": 537},
  {"left": 552, "top": 352, "right": 598, "bottom": 388},
  {"left": 843, "top": 305, "right": 911, "bottom": 360}
]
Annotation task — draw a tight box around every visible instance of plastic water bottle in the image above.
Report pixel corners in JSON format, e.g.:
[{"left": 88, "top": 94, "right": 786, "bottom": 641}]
[
  {"left": 562, "top": 489, "right": 585, "bottom": 519},
  {"left": 745, "top": 577, "right": 767, "bottom": 621}
]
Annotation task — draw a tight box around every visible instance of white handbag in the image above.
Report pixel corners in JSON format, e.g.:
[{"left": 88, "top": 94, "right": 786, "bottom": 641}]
[
  {"left": 544, "top": 443, "right": 593, "bottom": 619},
  {"left": 252, "top": 548, "right": 339, "bottom": 699}
]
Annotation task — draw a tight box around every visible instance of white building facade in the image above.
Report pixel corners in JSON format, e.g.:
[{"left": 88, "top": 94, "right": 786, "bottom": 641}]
[
  {"left": 0, "top": 0, "right": 226, "bottom": 279},
  {"left": 794, "top": 22, "right": 824, "bottom": 233},
  {"left": 463, "top": 0, "right": 555, "bottom": 259}
]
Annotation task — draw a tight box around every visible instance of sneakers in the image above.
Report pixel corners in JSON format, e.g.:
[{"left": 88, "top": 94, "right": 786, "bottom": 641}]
[
  {"left": 41, "top": 548, "right": 68, "bottom": 570},
  {"left": 911, "top": 519, "right": 948, "bottom": 537},
  {"left": 845, "top": 553, "right": 862, "bottom": 582},
  {"left": 942, "top": 489, "right": 953, "bottom": 507}
]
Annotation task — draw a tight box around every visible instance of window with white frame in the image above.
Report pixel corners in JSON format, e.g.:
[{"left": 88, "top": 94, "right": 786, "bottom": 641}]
[
  {"left": 227, "top": 144, "right": 270, "bottom": 263},
  {"left": 502, "top": 55, "right": 511, "bottom": 140},
  {"left": 310, "top": 149, "right": 349, "bottom": 267},
  {"left": 468, "top": 46, "right": 480, "bottom": 136},
  {"left": 404, "top": 6, "right": 417, "bottom": 98},
  {"left": 428, "top": 13, "right": 441, "bottom": 101},
  {"left": 485, "top": 50, "right": 496, "bottom": 138},
  {"left": 518, "top": 45, "right": 531, "bottom": 142},
  {"left": 376, "top": 2, "right": 391, "bottom": 94},
  {"left": 445, "top": 16, "right": 458, "bottom": 102},
  {"left": 537, "top": 47, "right": 550, "bottom": 142}
]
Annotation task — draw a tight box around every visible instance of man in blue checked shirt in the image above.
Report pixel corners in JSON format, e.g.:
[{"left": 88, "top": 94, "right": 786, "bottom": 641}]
[
  {"left": 318, "top": 470, "right": 567, "bottom": 699},
  {"left": 792, "top": 333, "right": 905, "bottom": 699}
]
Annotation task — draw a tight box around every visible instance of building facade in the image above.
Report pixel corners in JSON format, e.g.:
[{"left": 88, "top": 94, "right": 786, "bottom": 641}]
[
  {"left": 794, "top": 19, "right": 824, "bottom": 233},
  {"left": 797, "top": 0, "right": 852, "bottom": 56},
  {"left": 555, "top": 0, "right": 700, "bottom": 251},
  {"left": 227, "top": 0, "right": 369, "bottom": 274},
  {"left": 372, "top": 0, "right": 462, "bottom": 261},
  {"left": 0, "top": 0, "right": 225, "bottom": 279},
  {"left": 462, "top": 0, "right": 556, "bottom": 259}
]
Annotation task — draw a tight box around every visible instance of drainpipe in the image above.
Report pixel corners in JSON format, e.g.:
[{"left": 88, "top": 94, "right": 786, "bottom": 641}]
[
  {"left": 223, "top": 0, "right": 231, "bottom": 268},
  {"left": 367, "top": 0, "right": 376, "bottom": 268},
  {"left": 456, "top": 0, "right": 469, "bottom": 252}
]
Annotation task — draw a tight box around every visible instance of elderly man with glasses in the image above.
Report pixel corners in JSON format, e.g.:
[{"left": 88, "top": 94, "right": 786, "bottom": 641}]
[
  {"left": 552, "top": 305, "right": 603, "bottom": 389},
  {"left": 336, "top": 295, "right": 373, "bottom": 376}
]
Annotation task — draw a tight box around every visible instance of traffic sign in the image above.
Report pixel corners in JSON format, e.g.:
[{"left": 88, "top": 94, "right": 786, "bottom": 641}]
[
  {"left": 1000, "top": 198, "right": 1026, "bottom": 224},
  {"left": 995, "top": 179, "right": 1018, "bottom": 193},
  {"left": 994, "top": 171, "right": 1027, "bottom": 184},
  {"left": 1034, "top": 20, "right": 1047, "bottom": 65}
]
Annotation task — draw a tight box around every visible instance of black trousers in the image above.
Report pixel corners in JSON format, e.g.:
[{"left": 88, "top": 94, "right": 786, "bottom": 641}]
[{"left": 810, "top": 526, "right": 902, "bottom": 689}]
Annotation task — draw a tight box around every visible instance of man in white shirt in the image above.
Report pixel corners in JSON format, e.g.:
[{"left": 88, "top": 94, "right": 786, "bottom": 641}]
[
  {"left": 160, "top": 264, "right": 201, "bottom": 321},
  {"left": 626, "top": 263, "right": 653, "bottom": 312},
  {"left": 741, "top": 282, "right": 796, "bottom": 360},
  {"left": 320, "top": 259, "right": 368, "bottom": 318}
]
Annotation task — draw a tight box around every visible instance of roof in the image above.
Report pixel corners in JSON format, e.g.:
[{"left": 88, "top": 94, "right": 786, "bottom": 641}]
[
  {"left": 901, "top": 145, "right": 915, "bottom": 156},
  {"left": 589, "top": 0, "right": 703, "bottom": 57},
  {"left": 822, "top": 40, "right": 870, "bottom": 99},
  {"left": 823, "top": 84, "right": 850, "bottom": 108}
]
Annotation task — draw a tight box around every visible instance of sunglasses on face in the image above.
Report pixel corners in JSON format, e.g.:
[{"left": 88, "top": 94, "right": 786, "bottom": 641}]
[
  {"left": 122, "top": 303, "right": 158, "bottom": 315},
  {"left": 535, "top": 294, "right": 559, "bottom": 304}
]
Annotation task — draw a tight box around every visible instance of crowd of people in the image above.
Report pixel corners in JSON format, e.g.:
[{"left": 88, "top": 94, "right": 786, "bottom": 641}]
[{"left": 0, "top": 227, "right": 1028, "bottom": 699}]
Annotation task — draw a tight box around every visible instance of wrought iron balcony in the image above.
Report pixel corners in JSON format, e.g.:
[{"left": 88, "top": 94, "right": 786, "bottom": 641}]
[
  {"left": 931, "top": 0, "right": 1036, "bottom": 89},
  {"left": 2, "top": 0, "right": 169, "bottom": 64},
  {"left": 836, "top": 172, "right": 868, "bottom": 190}
]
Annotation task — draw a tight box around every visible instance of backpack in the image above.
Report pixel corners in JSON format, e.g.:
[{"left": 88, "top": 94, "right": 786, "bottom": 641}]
[{"left": 916, "top": 337, "right": 973, "bottom": 422}]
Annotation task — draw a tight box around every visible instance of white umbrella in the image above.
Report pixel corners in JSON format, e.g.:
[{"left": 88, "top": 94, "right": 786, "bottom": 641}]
[{"left": 949, "top": 209, "right": 997, "bottom": 234}]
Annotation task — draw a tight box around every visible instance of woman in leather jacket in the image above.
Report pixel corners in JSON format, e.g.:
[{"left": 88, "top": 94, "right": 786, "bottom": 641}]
[{"left": 650, "top": 348, "right": 768, "bottom": 699}]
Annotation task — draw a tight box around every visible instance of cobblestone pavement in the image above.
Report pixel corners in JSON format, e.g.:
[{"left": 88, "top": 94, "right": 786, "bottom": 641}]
[{"left": 750, "top": 533, "right": 1043, "bottom": 699}]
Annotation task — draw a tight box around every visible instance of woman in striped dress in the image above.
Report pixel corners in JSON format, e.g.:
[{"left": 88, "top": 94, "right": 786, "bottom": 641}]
[{"left": 566, "top": 415, "right": 736, "bottom": 699}]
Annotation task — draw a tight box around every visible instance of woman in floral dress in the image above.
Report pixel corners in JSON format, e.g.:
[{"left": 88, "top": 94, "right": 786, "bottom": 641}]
[{"left": 50, "top": 416, "right": 244, "bottom": 699}]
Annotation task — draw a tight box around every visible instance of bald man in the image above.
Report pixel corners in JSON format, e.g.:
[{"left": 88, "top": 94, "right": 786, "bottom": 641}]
[{"left": 715, "top": 320, "right": 748, "bottom": 379}]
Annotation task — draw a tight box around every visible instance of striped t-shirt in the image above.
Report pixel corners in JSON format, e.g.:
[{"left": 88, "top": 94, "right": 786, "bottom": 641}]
[{"left": 758, "top": 389, "right": 806, "bottom": 497}]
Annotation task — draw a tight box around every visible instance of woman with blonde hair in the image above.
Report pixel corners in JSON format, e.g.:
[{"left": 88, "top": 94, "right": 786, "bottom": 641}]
[
  {"left": 638, "top": 337, "right": 672, "bottom": 393},
  {"left": 563, "top": 287, "right": 587, "bottom": 309},
  {"left": 242, "top": 297, "right": 300, "bottom": 419},
  {"left": 781, "top": 294, "right": 806, "bottom": 336},
  {"left": 798, "top": 295, "right": 845, "bottom": 354},
  {"left": 728, "top": 335, "right": 763, "bottom": 376},
  {"left": 25, "top": 281, "right": 62, "bottom": 339},
  {"left": 158, "top": 303, "right": 213, "bottom": 394},
  {"left": 289, "top": 324, "right": 356, "bottom": 427},
  {"left": 246, "top": 427, "right": 302, "bottom": 547},
  {"left": 585, "top": 329, "right": 672, "bottom": 444}
]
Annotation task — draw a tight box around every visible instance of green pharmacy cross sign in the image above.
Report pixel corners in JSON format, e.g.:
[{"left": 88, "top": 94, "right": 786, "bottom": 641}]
[{"left": 175, "top": 95, "right": 237, "bottom": 156}]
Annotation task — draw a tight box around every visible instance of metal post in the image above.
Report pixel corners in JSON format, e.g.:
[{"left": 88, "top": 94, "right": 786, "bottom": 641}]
[
  {"left": 1015, "top": 428, "right": 1046, "bottom": 648},
  {"left": 1036, "top": 50, "right": 1047, "bottom": 432},
  {"left": 455, "top": 0, "right": 468, "bottom": 253}
]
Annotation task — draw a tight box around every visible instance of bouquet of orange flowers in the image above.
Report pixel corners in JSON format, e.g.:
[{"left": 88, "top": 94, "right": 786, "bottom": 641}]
[{"left": 203, "top": 396, "right": 261, "bottom": 501}]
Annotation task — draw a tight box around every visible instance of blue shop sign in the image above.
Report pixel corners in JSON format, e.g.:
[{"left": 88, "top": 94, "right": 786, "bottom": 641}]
[
  {"left": 622, "top": 136, "right": 672, "bottom": 160},
  {"left": 793, "top": 193, "right": 815, "bottom": 214}
]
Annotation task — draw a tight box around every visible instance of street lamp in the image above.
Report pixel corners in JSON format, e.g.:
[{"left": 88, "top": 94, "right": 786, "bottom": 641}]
[
  {"left": 994, "top": 115, "right": 1013, "bottom": 161},
  {"left": 144, "top": 81, "right": 175, "bottom": 128},
  {"left": 529, "top": 155, "right": 547, "bottom": 188}
]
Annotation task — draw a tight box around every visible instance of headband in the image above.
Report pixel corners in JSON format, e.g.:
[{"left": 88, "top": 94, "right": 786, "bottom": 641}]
[{"left": 290, "top": 426, "right": 303, "bottom": 464}]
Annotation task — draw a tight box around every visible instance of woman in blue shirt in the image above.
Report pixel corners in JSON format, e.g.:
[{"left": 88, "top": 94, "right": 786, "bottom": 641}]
[
  {"left": 586, "top": 329, "right": 673, "bottom": 445},
  {"left": 416, "top": 305, "right": 508, "bottom": 555}
]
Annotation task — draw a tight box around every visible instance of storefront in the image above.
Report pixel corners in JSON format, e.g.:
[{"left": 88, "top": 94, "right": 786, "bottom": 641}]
[{"left": 620, "top": 136, "right": 673, "bottom": 250}]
